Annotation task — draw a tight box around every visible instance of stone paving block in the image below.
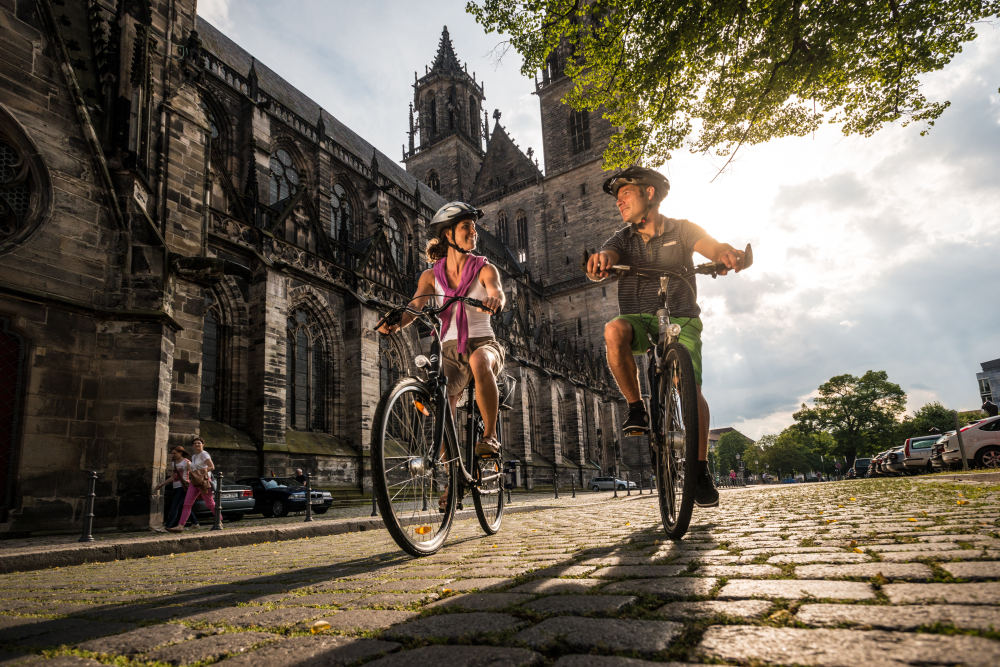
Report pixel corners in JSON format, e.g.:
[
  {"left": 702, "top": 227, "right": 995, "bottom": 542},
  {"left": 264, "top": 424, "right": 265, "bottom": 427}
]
[
  {"left": 508, "top": 578, "right": 606, "bottom": 594},
  {"left": 365, "top": 644, "right": 542, "bottom": 666},
  {"left": 521, "top": 594, "right": 637, "bottom": 615},
  {"left": 603, "top": 577, "right": 717, "bottom": 598},
  {"left": 590, "top": 565, "right": 687, "bottom": 578},
  {"left": 939, "top": 560, "right": 1000, "bottom": 579},
  {"left": 553, "top": 656, "right": 694, "bottom": 666},
  {"left": 514, "top": 616, "right": 682, "bottom": 655},
  {"left": 285, "top": 592, "right": 361, "bottom": 607},
  {"left": 141, "top": 631, "right": 279, "bottom": 664},
  {"left": 577, "top": 556, "right": 660, "bottom": 566},
  {"left": 350, "top": 592, "right": 439, "bottom": 608},
  {"left": 314, "top": 609, "right": 418, "bottom": 632},
  {"left": 697, "top": 625, "right": 1000, "bottom": 666},
  {"left": 75, "top": 623, "right": 197, "bottom": 656},
  {"left": 794, "top": 563, "right": 933, "bottom": 580},
  {"left": 231, "top": 606, "right": 328, "bottom": 629},
  {"left": 442, "top": 577, "right": 509, "bottom": 592},
  {"left": 866, "top": 542, "right": 970, "bottom": 552},
  {"left": 364, "top": 578, "right": 452, "bottom": 593},
  {"left": 381, "top": 611, "right": 525, "bottom": 641},
  {"left": 656, "top": 599, "right": 773, "bottom": 620},
  {"left": 529, "top": 565, "right": 598, "bottom": 577},
  {"left": 5, "top": 618, "right": 135, "bottom": 649},
  {"left": 878, "top": 549, "right": 998, "bottom": 562},
  {"left": 696, "top": 564, "right": 783, "bottom": 578},
  {"left": 427, "top": 592, "right": 535, "bottom": 611},
  {"left": 2, "top": 656, "right": 103, "bottom": 666},
  {"left": 740, "top": 546, "right": 844, "bottom": 554},
  {"left": 883, "top": 582, "right": 1000, "bottom": 604},
  {"left": 796, "top": 603, "right": 1000, "bottom": 631},
  {"left": 718, "top": 579, "right": 874, "bottom": 600},
  {"left": 217, "top": 635, "right": 400, "bottom": 666},
  {"left": 767, "top": 552, "right": 869, "bottom": 564}
]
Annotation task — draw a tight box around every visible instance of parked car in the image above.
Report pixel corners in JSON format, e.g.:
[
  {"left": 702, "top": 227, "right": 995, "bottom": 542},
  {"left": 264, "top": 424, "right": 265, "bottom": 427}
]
[
  {"left": 193, "top": 481, "right": 255, "bottom": 521},
  {"left": 883, "top": 446, "right": 907, "bottom": 476},
  {"left": 940, "top": 415, "right": 1000, "bottom": 469},
  {"left": 929, "top": 433, "right": 955, "bottom": 471},
  {"left": 903, "top": 435, "right": 942, "bottom": 473},
  {"left": 237, "top": 477, "right": 334, "bottom": 517},
  {"left": 852, "top": 457, "right": 871, "bottom": 477},
  {"left": 588, "top": 476, "right": 637, "bottom": 491}
]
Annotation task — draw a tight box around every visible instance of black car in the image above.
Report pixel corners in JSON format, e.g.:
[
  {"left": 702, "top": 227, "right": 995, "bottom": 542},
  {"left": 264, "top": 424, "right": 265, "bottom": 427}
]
[{"left": 237, "top": 477, "right": 334, "bottom": 517}]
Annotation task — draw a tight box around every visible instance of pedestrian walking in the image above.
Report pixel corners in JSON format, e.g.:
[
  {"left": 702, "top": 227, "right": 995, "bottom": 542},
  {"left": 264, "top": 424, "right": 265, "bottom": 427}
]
[
  {"left": 153, "top": 446, "right": 192, "bottom": 528},
  {"left": 168, "top": 437, "right": 219, "bottom": 532}
]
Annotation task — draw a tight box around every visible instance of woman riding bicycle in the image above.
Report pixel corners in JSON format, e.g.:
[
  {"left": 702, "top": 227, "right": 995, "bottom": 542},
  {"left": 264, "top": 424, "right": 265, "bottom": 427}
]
[
  {"left": 584, "top": 166, "right": 746, "bottom": 508},
  {"left": 377, "top": 201, "right": 506, "bottom": 458}
]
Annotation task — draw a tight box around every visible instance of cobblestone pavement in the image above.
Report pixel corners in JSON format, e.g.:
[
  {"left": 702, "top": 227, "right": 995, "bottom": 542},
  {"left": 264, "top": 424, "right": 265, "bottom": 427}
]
[{"left": 1, "top": 476, "right": 999, "bottom": 665}]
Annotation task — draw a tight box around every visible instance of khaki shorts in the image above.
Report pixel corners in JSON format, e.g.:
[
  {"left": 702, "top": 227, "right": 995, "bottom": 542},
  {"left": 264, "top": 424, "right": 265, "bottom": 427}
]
[{"left": 441, "top": 336, "right": 506, "bottom": 398}]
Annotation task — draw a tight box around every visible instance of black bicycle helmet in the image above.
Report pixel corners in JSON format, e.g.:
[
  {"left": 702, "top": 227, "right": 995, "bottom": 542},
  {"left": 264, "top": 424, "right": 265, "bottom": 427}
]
[
  {"left": 429, "top": 201, "right": 483, "bottom": 237},
  {"left": 602, "top": 166, "right": 670, "bottom": 203}
]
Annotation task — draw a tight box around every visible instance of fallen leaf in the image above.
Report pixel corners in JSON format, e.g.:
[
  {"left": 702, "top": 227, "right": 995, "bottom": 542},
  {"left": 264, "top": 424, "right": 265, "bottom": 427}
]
[
  {"left": 957, "top": 500, "right": 969, "bottom": 505},
  {"left": 907, "top": 518, "right": 917, "bottom": 522},
  {"left": 849, "top": 497, "right": 857, "bottom": 501},
  {"left": 853, "top": 547, "right": 864, "bottom": 553},
  {"left": 311, "top": 620, "right": 330, "bottom": 634}
]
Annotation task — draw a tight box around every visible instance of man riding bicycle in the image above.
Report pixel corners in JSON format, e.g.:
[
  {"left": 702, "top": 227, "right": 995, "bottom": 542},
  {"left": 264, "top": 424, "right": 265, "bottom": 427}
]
[
  {"left": 584, "top": 166, "right": 746, "bottom": 508},
  {"left": 378, "top": 201, "right": 506, "bottom": 458}
]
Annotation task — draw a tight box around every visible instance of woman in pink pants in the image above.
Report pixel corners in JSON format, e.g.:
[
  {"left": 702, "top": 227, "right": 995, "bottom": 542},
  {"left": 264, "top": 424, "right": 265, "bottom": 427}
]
[{"left": 168, "top": 437, "right": 219, "bottom": 531}]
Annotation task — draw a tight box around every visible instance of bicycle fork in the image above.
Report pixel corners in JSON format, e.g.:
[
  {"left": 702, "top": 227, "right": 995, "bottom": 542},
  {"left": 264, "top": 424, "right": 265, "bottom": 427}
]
[{"left": 655, "top": 275, "right": 685, "bottom": 456}]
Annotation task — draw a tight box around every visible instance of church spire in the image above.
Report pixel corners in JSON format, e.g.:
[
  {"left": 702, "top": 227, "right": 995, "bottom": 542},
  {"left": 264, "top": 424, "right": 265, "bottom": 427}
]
[{"left": 430, "top": 26, "right": 462, "bottom": 73}]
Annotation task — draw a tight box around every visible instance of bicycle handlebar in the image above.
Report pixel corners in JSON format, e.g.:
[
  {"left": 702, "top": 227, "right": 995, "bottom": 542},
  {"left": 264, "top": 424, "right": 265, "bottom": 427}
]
[
  {"left": 586, "top": 243, "right": 753, "bottom": 281},
  {"left": 371, "top": 294, "right": 496, "bottom": 334}
]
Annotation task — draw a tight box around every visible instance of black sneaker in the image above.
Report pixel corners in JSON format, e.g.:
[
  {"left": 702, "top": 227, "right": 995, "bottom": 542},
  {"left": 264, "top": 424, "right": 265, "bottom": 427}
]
[
  {"left": 694, "top": 467, "right": 719, "bottom": 507},
  {"left": 621, "top": 404, "right": 649, "bottom": 436}
]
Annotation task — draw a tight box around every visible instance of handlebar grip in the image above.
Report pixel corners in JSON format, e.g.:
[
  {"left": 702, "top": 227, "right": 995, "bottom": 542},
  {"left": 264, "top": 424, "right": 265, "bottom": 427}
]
[
  {"left": 465, "top": 297, "right": 497, "bottom": 314},
  {"left": 375, "top": 309, "right": 402, "bottom": 332}
]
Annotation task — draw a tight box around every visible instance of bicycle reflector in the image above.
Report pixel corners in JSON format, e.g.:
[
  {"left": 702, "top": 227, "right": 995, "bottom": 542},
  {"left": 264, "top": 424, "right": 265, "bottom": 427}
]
[
  {"left": 414, "top": 525, "right": 432, "bottom": 535},
  {"left": 413, "top": 400, "right": 431, "bottom": 416}
]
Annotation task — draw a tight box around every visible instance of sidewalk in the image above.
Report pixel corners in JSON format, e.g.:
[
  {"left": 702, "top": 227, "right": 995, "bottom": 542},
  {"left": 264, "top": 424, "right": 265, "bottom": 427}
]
[{"left": 0, "top": 488, "right": 651, "bottom": 574}]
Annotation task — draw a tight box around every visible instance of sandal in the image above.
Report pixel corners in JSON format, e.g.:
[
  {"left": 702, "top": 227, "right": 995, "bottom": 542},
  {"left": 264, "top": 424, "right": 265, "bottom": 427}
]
[{"left": 475, "top": 436, "right": 501, "bottom": 457}]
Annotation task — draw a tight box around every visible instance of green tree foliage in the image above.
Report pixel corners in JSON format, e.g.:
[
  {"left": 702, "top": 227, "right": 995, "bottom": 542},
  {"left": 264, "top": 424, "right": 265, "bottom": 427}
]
[
  {"left": 715, "top": 430, "right": 752, "bottom": 475},
  {"left": 759, "top": 428, "right": 813, "bottom": 478},
  {"left": 466, "top": 0, "right": 1000, "bottom": 169},
  {"left": 895, "top": 401, "right": 958, "bottom": 440},
  {"left": 793, "top": 370, "right": 907, "bottom": 465}
]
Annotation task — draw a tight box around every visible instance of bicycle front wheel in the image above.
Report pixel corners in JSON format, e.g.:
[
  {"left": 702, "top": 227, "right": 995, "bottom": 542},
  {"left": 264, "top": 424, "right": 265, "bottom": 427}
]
[
  {"left": 655, "top": 343, "right": 699, "bottom": 539},
  {"left": 473, "top": 427, "right": 505, "bottom": 535},
  {"left": 372, "top": 378, "right": 457, "bottom": 556}
]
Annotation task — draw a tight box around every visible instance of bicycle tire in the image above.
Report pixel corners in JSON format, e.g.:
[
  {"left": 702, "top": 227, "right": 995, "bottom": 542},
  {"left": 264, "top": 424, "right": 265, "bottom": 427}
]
[
  {"left": 372, "top": 378, "right": 457, "bottom": 556},
  {"left": 472, "top": 421, "right": 505, "bottom": 535},
  {"left": 655, "top": 343, "right": 699, "bottom": 539}
]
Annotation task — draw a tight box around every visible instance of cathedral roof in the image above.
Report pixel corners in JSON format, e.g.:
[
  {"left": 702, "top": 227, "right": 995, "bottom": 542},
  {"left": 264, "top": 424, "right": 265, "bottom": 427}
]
[
  {"left": 471, "top": 119, "right": 543, "bottom": 203},
  {"left": 197, "top": 18, "right": 442, "bottom": 213}
]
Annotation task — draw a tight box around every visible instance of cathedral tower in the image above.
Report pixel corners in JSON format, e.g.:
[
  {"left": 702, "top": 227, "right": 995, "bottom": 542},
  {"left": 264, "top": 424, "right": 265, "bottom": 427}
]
[{"left": 404, "top": 27, "right": 485, "bottom": 201}]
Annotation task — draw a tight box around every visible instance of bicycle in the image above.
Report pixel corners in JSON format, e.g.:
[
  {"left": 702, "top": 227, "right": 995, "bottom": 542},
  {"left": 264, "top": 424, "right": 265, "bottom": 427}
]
[
  {"left": 369, "top": 294, "right": 514, "bottom": 556},
  {"left": 593, "top": 244, "right": 752, "bottom": 539}
]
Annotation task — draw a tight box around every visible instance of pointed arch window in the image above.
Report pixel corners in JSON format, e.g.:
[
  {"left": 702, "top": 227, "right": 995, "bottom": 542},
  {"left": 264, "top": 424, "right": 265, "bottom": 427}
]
[
  {"left": 268, "top": 148, "right": 300, "bottom": 205},
  {"left": 426, "top": 170, "right": 440, "bottom": 193},
  {"left": 199, "top": 294, "right": 232, "bottom": 423},
  {"left": 497, "top": 210, "right": 509, "bottom": 246},
  {"left": 386, "top": 215, "right": 405, "bottom": 269},
  {"left": 380, "top": 336, "right": 405, "bottom": 397},
  {"left": 330, "top": 183, "right": 354, "bottom": 243},
  {"left": 515, "top": 210, "right": 528, "bottom": 263},
  {"left": 429, "top": 98, "right": 438, "bottom": 136},
  {"left": 286, "top": 308, "right": 328, "bottom": 432},
  {"left": 1, "top": 108, "right": 52, "bottom": 255},
  {"left": 469, "top": 96, "right": 477, "bottom": 137},
  {"left": 569, "top": 110, "right": 591, "bottom": 154}
]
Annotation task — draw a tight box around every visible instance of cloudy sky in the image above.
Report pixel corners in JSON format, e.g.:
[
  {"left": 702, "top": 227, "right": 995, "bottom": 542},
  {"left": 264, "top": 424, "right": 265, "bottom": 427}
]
[{"left": 198, "top": 1, "right": 1000, "bottom": 439}]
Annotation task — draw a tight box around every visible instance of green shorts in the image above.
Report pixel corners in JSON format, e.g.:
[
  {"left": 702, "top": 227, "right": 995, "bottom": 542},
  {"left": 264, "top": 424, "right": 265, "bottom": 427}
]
[{"left": 614, "top": 314, "right": 703, "bottom": 386}]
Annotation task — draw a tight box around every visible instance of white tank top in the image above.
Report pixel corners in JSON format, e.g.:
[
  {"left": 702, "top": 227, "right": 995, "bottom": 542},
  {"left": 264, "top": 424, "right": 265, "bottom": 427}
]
[{"left": 435, "top": 273, "right": 495, "bottom": 342}]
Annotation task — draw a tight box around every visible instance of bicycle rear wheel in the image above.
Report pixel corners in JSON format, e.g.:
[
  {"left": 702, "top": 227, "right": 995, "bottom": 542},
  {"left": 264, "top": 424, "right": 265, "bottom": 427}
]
[
  {"left": 655, "top": 343, "right": 699, "bottom": 539},
  {"left": 473, "top": 423, "right": 505, "bottom": 535},
  {"left": 372, "top": 378, "right": 457, "bottom": 556}
]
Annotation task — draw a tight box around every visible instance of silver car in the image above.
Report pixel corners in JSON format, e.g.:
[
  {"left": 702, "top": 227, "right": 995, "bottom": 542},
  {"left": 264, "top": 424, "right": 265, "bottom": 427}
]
[
  {"left": 902, "top": 434, "right": 942, "bottom": 473},
  {"left": 588, "top": 476, "right": 637, "bottom": 491}
]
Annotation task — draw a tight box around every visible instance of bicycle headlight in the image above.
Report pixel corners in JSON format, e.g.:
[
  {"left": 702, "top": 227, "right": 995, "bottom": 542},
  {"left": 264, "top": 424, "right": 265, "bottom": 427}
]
[
  {"left": 666, "top": 323, "right": 682, "bottom": 339},
  {"left": 414, "top": 355, "right": 431, "bottom": 368}
]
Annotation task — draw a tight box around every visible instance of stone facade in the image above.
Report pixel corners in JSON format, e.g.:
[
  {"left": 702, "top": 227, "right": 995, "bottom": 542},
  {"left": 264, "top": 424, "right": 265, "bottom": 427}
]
[{"left": 0, "top": 3, "right": 620, "bottom": 534}]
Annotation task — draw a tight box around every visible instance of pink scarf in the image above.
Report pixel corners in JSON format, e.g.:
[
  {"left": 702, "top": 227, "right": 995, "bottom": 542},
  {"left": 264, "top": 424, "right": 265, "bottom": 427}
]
[{"left": 434, "top": 254, "right": 487, "bottom": 354}]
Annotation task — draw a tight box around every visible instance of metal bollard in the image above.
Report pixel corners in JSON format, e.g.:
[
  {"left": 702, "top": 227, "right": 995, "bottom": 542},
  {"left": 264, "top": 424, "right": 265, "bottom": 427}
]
[
  {"left": 304, "top": 472, "right": 313, "bottom": 522},
  {"left": 571, "top": 476, "right": 576, "bottom": 498},
  {"left": 626, "top": 472, "right": 631, "bottom": 496},
  {"left": 211, "top": 472, "right": 223, "bottom": 530},
  {"left": 79, "top": 470, "right": 98, "bottom": 542}
]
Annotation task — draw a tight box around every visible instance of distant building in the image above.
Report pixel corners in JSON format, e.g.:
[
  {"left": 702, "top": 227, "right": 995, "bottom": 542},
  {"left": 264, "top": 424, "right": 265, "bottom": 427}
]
[
  {"left": 977, "top": 358, "right": 1000, "bottom": 404},
  {"left": 708, "top": 427, "right": 749, "bottom": 451}
]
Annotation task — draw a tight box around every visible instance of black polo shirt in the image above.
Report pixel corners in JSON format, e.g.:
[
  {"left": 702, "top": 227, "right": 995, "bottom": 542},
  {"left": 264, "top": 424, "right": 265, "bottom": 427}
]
[{"left": 600, "top": 216, "right": 708, "bottom": 317}]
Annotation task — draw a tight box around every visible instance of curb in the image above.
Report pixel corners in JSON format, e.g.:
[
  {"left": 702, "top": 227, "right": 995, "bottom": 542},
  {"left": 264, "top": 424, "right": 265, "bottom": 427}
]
[{"left": 0, "top": 494, "right": 653, "bottom": 574}]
